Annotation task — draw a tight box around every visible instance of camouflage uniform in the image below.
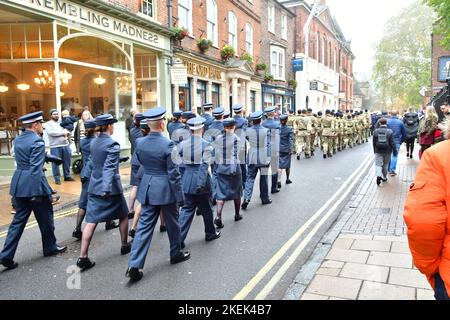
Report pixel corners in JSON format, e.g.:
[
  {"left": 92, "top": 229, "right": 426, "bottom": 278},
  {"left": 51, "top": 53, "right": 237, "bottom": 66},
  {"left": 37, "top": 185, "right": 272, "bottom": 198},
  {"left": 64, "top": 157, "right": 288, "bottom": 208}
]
[
  {"left": 288, "top": 114, "right": 297, "bottom": 152},
  {"left": 307, "top": 113, "right": 317, "bottom": 156},
  {"left": 321, "top": 114, "right": 335, "bottom": 158},
  {"left": 294, "top": 113, "right": 312, "bottom": 159},
  {"left": 343, "top": 116, "right": 355, "bottom": 149}
]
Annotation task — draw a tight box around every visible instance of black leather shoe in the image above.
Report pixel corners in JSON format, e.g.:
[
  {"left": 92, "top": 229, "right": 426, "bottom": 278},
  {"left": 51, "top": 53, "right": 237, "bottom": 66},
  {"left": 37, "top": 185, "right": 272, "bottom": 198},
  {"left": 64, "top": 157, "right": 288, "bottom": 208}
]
[
  {"left": 196, "top": 209, "right": 202, "bottom": 216},
  {"left": 262, "top": 199, "right": 272, "bottom": 205},
  {"left": 1, "top": 258, "right": 18, "bottom": 270},
  {"left": 44, "top": 245, "right": 67, "bottom": 257},
  {"left": 376, "top": 176, "right": 382, "bottom": 186},
  {"left": 286, "top": 179, "right": 293, "bottom": 184},
  {"left": 72, "top": 228, "right": 82, "bottom": 240},
  {"left": 170, "top": 251, "right": 190, "bottom": 265},
  {"left": 160, "top": 225, "right": 167, "bottom": 233},
  {"left": 128, "top": 229, "right": 136, "bottom": 238},
  {"left": 271, "top": 189, "right": 280, "bottom": 194},
  {"left": 105, "top": 221, "right": 119, "bottom": 230},
  {"left": 128, "top": 211, "right": 135, "bottom": 219},
  {"left": 181, "top": 241, "right": 185, "bottom": 249},
  {"left": 297, "top": 155, "right": 300, "bottom": 160},
  {"left": 214, "top": 218, "right": 224, "bottom": 229},
  {"left": 64, "top": 177, "right": 75, "bottom": 182},
  {"left": 277, "top": 182, "right": 282, "bottom": 189},
  {"left": 323, "top": 154, "right": 327, "bottom": 159},
  {"left": 121, "top": 242, "right": 132, "bottom": 255},
  {"left": 241, "top": 200, "right": 250, "bottom": 210},
  {"left": 206, "top": 231, "right": 221, "bottom": 242},
  {"left": 126, "top": 267, "right": 143, "bottom": 282},
  {"left": 77, "top": 257, "right": 95, "bottom": 272},
  {"left": 234, "top": 214, "right": 243, "bottom": 222}
]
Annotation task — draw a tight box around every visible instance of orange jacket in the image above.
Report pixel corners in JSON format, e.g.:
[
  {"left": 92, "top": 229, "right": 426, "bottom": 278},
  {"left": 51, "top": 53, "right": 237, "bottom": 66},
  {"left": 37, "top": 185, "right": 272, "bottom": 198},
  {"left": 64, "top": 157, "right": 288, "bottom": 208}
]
[{"left": 404, "top": 140, "right": 450, "bottom": 293}]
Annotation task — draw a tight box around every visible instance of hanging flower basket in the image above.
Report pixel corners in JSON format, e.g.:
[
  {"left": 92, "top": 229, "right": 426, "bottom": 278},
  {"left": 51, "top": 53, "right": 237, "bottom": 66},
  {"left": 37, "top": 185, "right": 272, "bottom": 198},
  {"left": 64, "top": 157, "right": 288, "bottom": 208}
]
[
  {"left": 256, "top": 63, "right": 267, "bottom": 71},
  {"left": 240, "top": 53, "right": 253, "bottom": 65},
  {"left": 221, "top": 44, "right": 235, "bottom": 61},
  {"left": 197, "top": 38, "right": 213, "bottom": 52},
  {"left": 173, "top": 27, "right": 189, "bottom": 41}
]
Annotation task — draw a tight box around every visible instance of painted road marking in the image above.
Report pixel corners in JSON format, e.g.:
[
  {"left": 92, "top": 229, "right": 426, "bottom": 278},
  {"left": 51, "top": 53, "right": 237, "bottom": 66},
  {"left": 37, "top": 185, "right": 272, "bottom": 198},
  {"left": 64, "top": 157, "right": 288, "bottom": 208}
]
[
  {"left": 255, "top": 154, "right": 374, "bottom": 299},
  {"left": 233, "top": 153, "right": 374, "bottom": 300}
]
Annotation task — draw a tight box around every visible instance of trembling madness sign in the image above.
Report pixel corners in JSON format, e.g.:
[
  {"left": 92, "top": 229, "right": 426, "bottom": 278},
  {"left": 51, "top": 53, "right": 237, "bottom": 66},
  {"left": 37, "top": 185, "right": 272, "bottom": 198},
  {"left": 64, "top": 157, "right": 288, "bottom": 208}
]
[{"left": 5, "top": 0, "right": 169, "bottom": 51}]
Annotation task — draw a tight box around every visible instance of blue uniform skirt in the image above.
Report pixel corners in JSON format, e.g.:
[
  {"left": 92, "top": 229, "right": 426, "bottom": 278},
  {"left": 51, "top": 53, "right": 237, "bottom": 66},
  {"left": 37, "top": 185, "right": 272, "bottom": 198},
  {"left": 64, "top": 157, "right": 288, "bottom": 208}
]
[
  {"left": 279, "top": 152, "right": 292, "bottom": 169},
  {"left": 78, "top": 179, "right": 89, "bottom": 210},
  {"left": 85, "top": 193, "right": 128, "bottom": 223},
  {"left": 214, "top": 173, "right": 243, "bottom": 201},
  {"left": 130, "top": 164, "right": 141, "bottom": 186}
]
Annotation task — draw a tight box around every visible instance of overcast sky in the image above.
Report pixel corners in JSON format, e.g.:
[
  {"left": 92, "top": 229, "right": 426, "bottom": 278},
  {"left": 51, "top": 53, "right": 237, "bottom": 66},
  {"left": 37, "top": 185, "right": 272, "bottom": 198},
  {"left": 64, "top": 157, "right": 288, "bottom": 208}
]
[{"left": 326, "top": 0, "right": 417, "bottom": 81}]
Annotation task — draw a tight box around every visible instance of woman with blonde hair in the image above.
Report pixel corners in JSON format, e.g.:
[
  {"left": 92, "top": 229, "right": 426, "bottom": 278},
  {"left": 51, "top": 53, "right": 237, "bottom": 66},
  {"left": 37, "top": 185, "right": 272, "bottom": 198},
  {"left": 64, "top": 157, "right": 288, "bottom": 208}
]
[
  {"left": 75, "top": 109, "right": 93, "bottom": 153},
  {"left": 418, "top": 105, "right": 438, "bottom": 159}
]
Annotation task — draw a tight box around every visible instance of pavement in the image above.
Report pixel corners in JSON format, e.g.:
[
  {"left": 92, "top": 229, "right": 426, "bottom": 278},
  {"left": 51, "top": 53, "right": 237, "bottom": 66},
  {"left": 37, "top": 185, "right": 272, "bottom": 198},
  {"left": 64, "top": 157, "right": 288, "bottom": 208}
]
[
  {"left": 284, "top": 146, "right": 435, "bottom": 300},
  {"left": 0, "top": 165, "right": 131, "bottom": 229},
  {"left": 0, "top": 140, "right": 375, "bottom": 299}
]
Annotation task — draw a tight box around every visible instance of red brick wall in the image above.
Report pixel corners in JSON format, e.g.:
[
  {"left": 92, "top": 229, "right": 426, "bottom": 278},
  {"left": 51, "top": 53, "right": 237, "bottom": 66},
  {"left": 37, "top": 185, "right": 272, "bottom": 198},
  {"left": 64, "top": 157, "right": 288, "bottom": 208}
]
[
  {"left": 172, "top": 0, "right": 261, "bottom": 66},
  {"left": 100, "top": 0, "right": 169, "bottom": 27},
  {"left": 432, "top": 33, "right": 450, "bottom": 92}
]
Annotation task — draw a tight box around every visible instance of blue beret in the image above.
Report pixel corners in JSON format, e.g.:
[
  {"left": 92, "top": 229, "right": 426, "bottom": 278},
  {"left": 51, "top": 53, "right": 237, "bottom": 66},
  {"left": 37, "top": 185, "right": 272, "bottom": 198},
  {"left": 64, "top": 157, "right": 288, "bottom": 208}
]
[
  {"left": 232, "top": 104, "right": 243, "bottom": 112},
  {"left": 19, "top": 111, "right": 44, "bottom": 124},
  {"left": 280, "top": 114, "right": 288, "bottom": 121},
  {"left": 173, "top": 110, "right": 183, "bottom": 117},
  {"left": 213, "top": 107, "right": 225, "bottom": 116},
  {"left": 181, "top": 111, "right": 196, "bottom": 119},
  {"left": 95, "top": 114, "right": 118, "bottom": 126},
  {"left": 265, "top": 105, "right": 276, "bottom": 113},
  {"left": 134, "top": 113, "right": 145, "bottom": 121},
  {"left": 202, "top": 103, "right": 214, "bottom": 109},
  {"left": 250, "top": 111, "right": 263, "bottom": 120},
  {"left": 187, "top": 116, "right": 206, "bottom": 130},
  {"left": 84, "top": 119, "right": 96, "bottom": 129},
  {"left": 223, "top": 118, "right": 236, "bottom": 127},
  {"left": 143, "top": 107, "right": 166, "bottom": 121}
]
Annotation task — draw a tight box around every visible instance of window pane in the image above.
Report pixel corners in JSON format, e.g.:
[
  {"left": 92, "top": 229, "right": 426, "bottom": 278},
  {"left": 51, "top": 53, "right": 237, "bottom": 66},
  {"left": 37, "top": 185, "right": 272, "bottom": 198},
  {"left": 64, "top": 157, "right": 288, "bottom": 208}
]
[
  {"left": 39, "top": 24, "right": 53, "bottom": 41},
  {"left": 41, "top": 42, "right": 54, "bottom": 58},
  {"left": 0, "top": 43, "right": 11, "bottom": 59},
  {"left": 0, "top": 25, "right": 10, "bottom": 42},
  {"left": 11, "top": 25, "right": 25, "bottom": 42},
  {"left": 12, "top": 42, "right": 25, "bottom": 59},
  {"left": 27, "top": 42, "right": 40, "bottom": 58},
  {"left": 26, "top": 25, "right": 39, "bottom": 41},
  {"left": 57, "top": 25, "right": 68, "bottom": 40}
]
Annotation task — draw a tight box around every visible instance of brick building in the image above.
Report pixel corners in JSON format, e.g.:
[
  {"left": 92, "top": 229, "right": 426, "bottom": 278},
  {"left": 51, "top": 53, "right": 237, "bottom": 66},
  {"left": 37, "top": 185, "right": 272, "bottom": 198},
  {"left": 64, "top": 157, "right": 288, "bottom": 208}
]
[
  {"left": 431, "top": 33, "right": 450, "bottom": 96},
  {"left": 280, "top": 0, "right": 354, "bottom": 112},
  {"left": 171, "top": 0, "right": 263, "bottom": 114},
  {"left": 260, "top": 0, "right": 296, "bottom": 113}
]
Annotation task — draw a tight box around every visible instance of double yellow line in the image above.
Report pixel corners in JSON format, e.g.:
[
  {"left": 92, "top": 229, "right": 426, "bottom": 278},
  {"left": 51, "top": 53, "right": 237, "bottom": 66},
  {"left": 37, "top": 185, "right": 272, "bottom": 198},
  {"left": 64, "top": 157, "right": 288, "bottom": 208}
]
[{"left": 233, "top": 153, "right": 375, "bottom": 300}]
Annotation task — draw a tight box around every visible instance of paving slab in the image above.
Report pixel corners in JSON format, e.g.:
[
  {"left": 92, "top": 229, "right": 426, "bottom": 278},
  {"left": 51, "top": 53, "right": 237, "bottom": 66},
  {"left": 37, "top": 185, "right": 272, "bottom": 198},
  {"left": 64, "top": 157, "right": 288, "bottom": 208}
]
[
  {"left": 307, "top": 275, "right": 362, "bottom": 300},
  {"left": 417, "top": 289, "right": 435, "bottom": 300},
  {"left": 358, "top": 281, "right": 415, "bottom": 300},
  {"left": 340, "top": 263, "right": 389, "bottom": 283},
  {"left": 351, "top": 239, "right": 392, "bottom": 252},
  {"left": 390, "top": 241, "right": 411, "bottom": 254},
  {"left": 326, "top": 248, "right": 369, "bottom": 264},
  {"left": 367, "top": 252, "right": 413, "bottom": 269},
  {"left": 388, "top": 267, "right": 431, "bottom": 290}
]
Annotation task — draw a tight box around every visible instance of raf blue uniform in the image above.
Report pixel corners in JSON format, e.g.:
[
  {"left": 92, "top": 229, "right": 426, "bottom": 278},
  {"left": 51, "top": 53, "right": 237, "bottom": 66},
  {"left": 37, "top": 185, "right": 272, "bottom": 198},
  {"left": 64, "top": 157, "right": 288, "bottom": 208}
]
[
  {"left": 167, "top": 110, "right": 184, "bottom": 139},
  {"left": 201, "top": 103, "right": 214, "bottom": 131},
  {"left": 1, "top": 112, "right": 64, "bottom": 269},
  {"left": 243, "top": 111, "right": 271, "bottom": 208},
  {"left": 262, "top": 108, "right": 281, "bottom": 194},
  {"left": 233, "top": 104, "right": 248, "bottom": 188},
  {"left": 279, "top": 116, "right": 294, "bottom": 170},
  {"left": 177, "top": 117, "right": 218, "bottom": 245},
  {"left": 78, "top": 121, "right": 96, "bottom": 210},
  {"left": 129, "top": 113, "right": 144, "bottom": 156},
  {"left": 128, "top": 108, "right": 188, "bottom": 274},
  {"left": 85, "top": 116, "right": 128, "bottom": 224}
]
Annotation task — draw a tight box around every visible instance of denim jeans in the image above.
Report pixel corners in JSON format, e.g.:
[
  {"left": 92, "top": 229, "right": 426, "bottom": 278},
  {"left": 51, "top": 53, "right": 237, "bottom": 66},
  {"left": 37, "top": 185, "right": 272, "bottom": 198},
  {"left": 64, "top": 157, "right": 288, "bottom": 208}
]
[
  {"left": 434, "top": 273, "right": 449, "bottom": 300},
  {"left": 389, "top": 144, "right": 401, "bottom": 173},
  {"left": 50, "top": 146, "right": 72, "bottom": 182}
]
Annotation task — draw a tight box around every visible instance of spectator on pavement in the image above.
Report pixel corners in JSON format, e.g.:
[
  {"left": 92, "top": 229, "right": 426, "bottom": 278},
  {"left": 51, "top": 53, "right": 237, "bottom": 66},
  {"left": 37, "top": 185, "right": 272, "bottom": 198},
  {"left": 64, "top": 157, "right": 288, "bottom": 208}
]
[
  {"left": 387, "top": 110, "right": 406, "bottom": 176},
  {"left": 403, "top": 109, "right": 419, "bottom": 159},
  {"left": 74, "top": 109, "right": 93, "bottom": 153},
  {"left": 403, "top": 119, "right": 450, "bottom": 300},
  {"left": 373, "top": 118, "right": 397, "bottom": 186},
  {"left": 418, "top": 106, "right": 438, "bottom": 159}
]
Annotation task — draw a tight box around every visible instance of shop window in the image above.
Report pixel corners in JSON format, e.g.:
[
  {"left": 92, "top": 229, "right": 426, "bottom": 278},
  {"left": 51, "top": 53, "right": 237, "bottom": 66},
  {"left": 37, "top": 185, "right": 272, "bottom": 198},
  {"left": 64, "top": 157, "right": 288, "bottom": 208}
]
[
  {"left": 212, "top": 83, "right": 220, "bottom": 108},
  {"left": 264, "top": 93, "right": 273, "bottom": 109},
  {"left": 284, "top": 97, "right": 291, "bottom": 114},
  {"left": 135, "top": 50, "right": 159, "bottom": 111},
  {"left": 196, "top": 81, "right": 207, "bottom": 114},
  {"left": 178, "top": 82, "right": 191, "bottom": 112}
]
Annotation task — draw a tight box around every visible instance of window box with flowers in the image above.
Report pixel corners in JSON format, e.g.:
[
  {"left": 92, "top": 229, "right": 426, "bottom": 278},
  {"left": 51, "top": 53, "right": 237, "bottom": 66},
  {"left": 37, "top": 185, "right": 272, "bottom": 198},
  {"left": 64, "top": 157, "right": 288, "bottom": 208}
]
[
  {"left": 197, "top": 38, "right": 213, "bottom": 53},
  {"left": 264, "top": 74, "right": 275, "bottom": 83},
  {"left": 173, "top": 26, "right": 189, "bottom": 41},
  {"left": 220, "top": 44, "right": 235, "bottom": 61},
  {"left": 256, "top": 63, "right": 267, "bottom": 75},
  {"left": 240, "top": 53, "right": 253, "bottom": 65}
]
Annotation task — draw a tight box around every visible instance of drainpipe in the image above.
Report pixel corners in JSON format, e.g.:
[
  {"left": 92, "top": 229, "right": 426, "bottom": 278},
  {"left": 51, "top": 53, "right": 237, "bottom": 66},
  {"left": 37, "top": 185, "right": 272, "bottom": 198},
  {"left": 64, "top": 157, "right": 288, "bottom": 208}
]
[{"left": 168, "top": 0, "right": 173, "bottom": 29}]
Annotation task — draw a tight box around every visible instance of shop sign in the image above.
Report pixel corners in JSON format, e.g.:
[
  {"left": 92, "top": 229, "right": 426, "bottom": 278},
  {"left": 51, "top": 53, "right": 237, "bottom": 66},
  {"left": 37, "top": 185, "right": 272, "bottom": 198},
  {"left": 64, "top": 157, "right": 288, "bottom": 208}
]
[
  {"left": 5, "top": 0, "right": 169, "bottom": 51},
  {"left": 438, "top": 56, "right": 450, "bottom": 82},
  {"left": 182, "top": 60, "right": 222, "bottom": 81},
  {"left": 310, "top": 81, "right": 318, "bottom": 91},
  {"left": 171, "top": 67, "right": 188, "bottom": 85},
  {"left": 292, "top": 59, "right": 303, "bottom": 72}
]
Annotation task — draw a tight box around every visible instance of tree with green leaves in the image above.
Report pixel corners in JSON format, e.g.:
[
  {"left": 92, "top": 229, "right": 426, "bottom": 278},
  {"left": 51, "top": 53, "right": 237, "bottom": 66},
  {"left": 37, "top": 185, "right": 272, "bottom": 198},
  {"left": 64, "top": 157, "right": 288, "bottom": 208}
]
[
  {"left": 372, "top": 2, "right": 433, "bottom": 110},
  {"left": 424, "top": 0, "right": 450, "bottom": 49}
]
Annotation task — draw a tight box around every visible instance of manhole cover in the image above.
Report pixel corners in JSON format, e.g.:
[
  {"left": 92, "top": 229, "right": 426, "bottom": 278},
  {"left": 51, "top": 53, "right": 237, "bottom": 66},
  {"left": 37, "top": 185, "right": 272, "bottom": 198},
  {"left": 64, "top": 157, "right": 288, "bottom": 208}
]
[{"left": 371, "top": 208, "right": 391, "bottom": 215}]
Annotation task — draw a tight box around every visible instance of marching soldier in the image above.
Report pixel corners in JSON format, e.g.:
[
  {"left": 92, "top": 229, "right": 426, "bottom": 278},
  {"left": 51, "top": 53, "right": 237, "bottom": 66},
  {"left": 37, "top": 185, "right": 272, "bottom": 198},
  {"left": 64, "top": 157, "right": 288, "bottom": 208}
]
[
  {"left": 262, "top": 105, "right": 281, "bottom": 194},
  {"left": 177, "top": 117, "right": 220, "bottom": 248},
  {"left": 332, "top": 112, "right": 340, "bottom": 154},
  {"left": 167, "top": 110, "right": 184, "bottom": 139},
  {"left": 1, "top": 111, "right": 67, "bottom": 270},
  {"left": 316, "top": 111, "right": 323, "bottom": 150},
  {"left": 306, "top": 109, "right": 316, "bottom": 157},
  {"left": 242, "top": 111, "right": 272, "bottom": 210},
  {"left": 294, "top": 110, "right": 312, "bottom": 160},
  {"left": 213, "top": 118, "right": 244, "bottom": 228},
  {"left": 321, "top": 110, "right": 336, "bottom": 159},
  {"left": 126, "top": 108, "right": 189, "bottom": 282},
  {"left": 128, "top": 113, "right": 145, "bottom": 220},
  {"left": 288, "top": 109, "right": 297, "bottom": 153},
  {"left": 76, "top": 114, "right": 131, "bottom": 272},
  {"left": 343, "top": 114, "right": 355, "bottom": 149},
  {"left": 201, "top": 103, "right": 214, "bottom": 130},
  {"left": 337, "top": 113, "right": 345, "bottom": 152},
  {"left": 233, "top": 104, "right": 248, "bottom": 188},
  {"left": 277, "top": 114, "right": 294, "bottom": 188}
]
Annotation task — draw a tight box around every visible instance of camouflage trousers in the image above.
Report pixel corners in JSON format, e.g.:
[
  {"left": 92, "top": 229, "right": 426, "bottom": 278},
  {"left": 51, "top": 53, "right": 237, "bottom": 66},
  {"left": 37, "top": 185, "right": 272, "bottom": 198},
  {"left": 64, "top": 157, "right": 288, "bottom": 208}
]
[
  {"left": 296, "top": 131, "right": 311, "bottom": 156},
  {"left": 310, "top": 134, "right": 316, "bottom": 154},
  {"left": 322, "top": 136, "right": 334, "bottom": 156},
  {"left": 343, "top": 134, "right": 354, "bottom": 149}
]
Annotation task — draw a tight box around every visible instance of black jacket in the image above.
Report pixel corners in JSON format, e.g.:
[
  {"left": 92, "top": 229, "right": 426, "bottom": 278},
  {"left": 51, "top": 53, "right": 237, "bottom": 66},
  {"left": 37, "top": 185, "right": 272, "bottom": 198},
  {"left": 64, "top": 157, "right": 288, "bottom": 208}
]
[
  {"left": 373, "top": 126, "right": 397, "bottom": 155},
  {"left": 403, "top": 112, "right": 419, "bottom": 139}
]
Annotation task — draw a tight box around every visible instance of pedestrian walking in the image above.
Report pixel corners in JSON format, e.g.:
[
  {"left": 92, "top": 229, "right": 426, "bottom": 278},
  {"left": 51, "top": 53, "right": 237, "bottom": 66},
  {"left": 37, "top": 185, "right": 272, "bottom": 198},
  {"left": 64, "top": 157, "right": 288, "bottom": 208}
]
[
  {"left": 242, "top": 111, "right": 272, "bottom": 210},
  {"left": 277, "top": 115, "right": 294, "bottom": 187},
  {"left": 177, "top": 117, "right": 220, "bottom": 247},
  {"left": 76, "top": 114, "right": 131, "bottom": 271},
  {"left": 126, "top": 108, "right": 189, "bottom": 282},
  {"left": 373, "top": 118, "right": 397, "bottom": 186},
  {"left": 418, "top": 106, "right": 438, "bottom": 159},
  {"left": 387, "top": 110, "right": 406, "bottom": 176},
  {"left": 44, "top": 109, "right": 74, "bottom": 184},
  {"left": 1, "top": 111, "right": 67, "bottom": 271},
  {"left": 403, "top": 109, "right": 419, "bottom": 159},
  {"left": 213, "top": 118, "right": 244, "bottom": 228},
  {"left": 404, "top": 121, "right": 450, "bottom": 300}
]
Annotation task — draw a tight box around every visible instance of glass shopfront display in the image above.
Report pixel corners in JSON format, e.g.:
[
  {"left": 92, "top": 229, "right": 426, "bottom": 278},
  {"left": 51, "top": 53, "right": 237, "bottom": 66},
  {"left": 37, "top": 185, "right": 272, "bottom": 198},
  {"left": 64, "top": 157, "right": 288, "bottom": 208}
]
[
  {"left": 211, "top": 83, "right": 220, "bottom": 108},
  {"left": 196, "top": 81, "right": 207, "bottom": 114}
]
